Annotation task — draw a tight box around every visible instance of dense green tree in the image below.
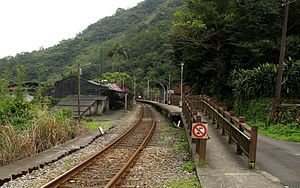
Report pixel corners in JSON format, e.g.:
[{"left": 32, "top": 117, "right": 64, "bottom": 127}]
[
  {"left": 95, "top": 72, "right": 131, "bottom": 85},
  {"left": 108, "top": 44, "right": 129, "bottom": 72},
  {"left": 172, "top": 0, "right": 300, "bottom": 99}
]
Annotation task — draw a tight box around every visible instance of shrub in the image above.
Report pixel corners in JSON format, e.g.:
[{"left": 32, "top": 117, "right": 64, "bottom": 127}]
[
  {"left": 230, "top": 63, "right": 277, "bottom": 99},
  {"left": 230, "top": 59, "right": 300, "bottom": 100},
  {"left": 0, "top": 98, "right": 38, "bottom": 130},
  {"left": 33, "top": 110, "right": 74, "bottom": 151}
]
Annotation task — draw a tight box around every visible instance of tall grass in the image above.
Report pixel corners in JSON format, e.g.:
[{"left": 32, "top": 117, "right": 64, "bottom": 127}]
[
  {"left": 0, "top": 109, "right": 86, "bottom": 166},
  {"left": 0, "top": 125, "right": 36, "bottom": 165}
]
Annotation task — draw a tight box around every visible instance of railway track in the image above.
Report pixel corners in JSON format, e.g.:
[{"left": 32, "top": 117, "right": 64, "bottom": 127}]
[{"left": 42, "top": 104, "right": 156, "bottom": 188}]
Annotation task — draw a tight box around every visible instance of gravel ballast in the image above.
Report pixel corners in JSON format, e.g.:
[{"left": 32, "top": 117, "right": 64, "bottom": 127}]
[{"left": 119, "top": 107, "right": 200, "bottom": 187}]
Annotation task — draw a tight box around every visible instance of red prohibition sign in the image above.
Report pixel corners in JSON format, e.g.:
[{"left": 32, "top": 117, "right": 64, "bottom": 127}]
[{"left": 192, "top": 124, "right": 207, "bottom": 138}]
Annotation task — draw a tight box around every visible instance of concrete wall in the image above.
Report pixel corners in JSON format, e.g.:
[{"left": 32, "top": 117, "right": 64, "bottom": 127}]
[{"left": 82, "top": 99, "right": 109, "bottom": 116}]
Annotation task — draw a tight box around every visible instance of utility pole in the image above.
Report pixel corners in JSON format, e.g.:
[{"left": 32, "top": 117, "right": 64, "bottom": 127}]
[
  {"left": 147, "top": 80, "right": 150, "bottom": 100},
  {"left": 123, "top": 76, "right": 127, "bottom": 111},
  {"left": 134, "top": 77, "right": 136, "bottom": 99},
  {"left": 100, "top": 45, "right": 103, "bottom": 77},
  {"left": 168, "top": 74, "right": 171, "bottom": 104},
  {"left": 77, "top": 62, "right": 81, "bottom": 124},
  {"left": 97, "top": 35, "right": 103, "bottom": 77},
  {"left": 122, "top": 76, "right": 125, "bottom": 91},
  {"left": 273, "top": 0, "right": 289, "bottom": 117}
]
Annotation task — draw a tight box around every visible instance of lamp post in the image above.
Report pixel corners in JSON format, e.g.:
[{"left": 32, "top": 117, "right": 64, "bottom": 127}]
[
  {"left": 147, "top": 79, "right": 150, "bottom": 100},
  {"left": 180, "top": 62, "right": 184, "bottom": 107}
]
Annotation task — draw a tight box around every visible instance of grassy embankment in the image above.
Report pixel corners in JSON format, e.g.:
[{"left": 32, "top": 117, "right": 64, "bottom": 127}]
[
  {"left": 232, "top": 98, "right": 300, "bottom": 142},
  {"left": 82, "top": 119, "right": 113, "bottom": 131}
]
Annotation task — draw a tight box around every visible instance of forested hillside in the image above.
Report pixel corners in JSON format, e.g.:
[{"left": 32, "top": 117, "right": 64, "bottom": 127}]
[
  {"left": 171, "top": 0, "right": 300, "bottom": 140},
  {"left": 0, "top": 0, "right": 181, "bottom": 92},
  {"left": 172, "top": 0, "right": 300, "bottom": 100}
]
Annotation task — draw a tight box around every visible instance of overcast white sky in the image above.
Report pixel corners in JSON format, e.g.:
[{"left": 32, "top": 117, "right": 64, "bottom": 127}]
[{"left": 0, "top": 0, "right": 144, "bottom": 58}]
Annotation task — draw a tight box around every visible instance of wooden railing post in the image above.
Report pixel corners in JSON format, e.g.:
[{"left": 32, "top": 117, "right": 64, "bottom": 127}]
[
  {"left": 228, "top": 111, "right": 235, "bottom": 144},
  {"left": 249, "top": 125, "right": 258, "bottom": 169},
  {"left": 199, "top": 117, "right": 208, "bottom": 166},
  {"left": 212, "top": 111, "right": 216, "bottom": 124},
  {"left": 221, "top": 110, "right": 226, "bottom": 136},
  {"left": 195, "top": 115, "right": 202, "bottom": 154},
  {"left": 236, "top": 116, "right": 245, "bottom": 155},
  {"left": 188, "top": 106, "right": 192, "bottom": 135},
  {"left": 216, "top": 115, "right": 220, "bottom": 129},
  {"left": 199, "top": 139, "right": 207, "bottom": 166}
]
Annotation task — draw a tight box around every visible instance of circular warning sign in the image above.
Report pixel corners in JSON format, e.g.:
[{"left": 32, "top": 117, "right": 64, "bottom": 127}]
[{"left": 192, "top": 123, "right": 207, "bottom": 139}]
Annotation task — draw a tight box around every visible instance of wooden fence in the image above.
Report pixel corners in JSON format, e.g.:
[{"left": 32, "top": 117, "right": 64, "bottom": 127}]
[{"left": 182, "top": 95, "right": 258, "bottom": 168}]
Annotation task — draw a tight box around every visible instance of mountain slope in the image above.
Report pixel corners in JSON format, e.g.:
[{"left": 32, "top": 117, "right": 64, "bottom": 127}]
[{"left": 0, "top": 0, "right": 181, "bottom": 91}]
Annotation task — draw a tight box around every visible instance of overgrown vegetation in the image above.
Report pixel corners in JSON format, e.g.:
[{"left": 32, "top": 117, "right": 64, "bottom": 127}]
[
  {"left": 159, "top": 124, "right": 201, "bottom": 188},
  {"left": 172, "top": 0, "right": 300, "bottom": 98},
  {"left": 0, "top": 77, "right": 85, "bottom": 166},
  {"left": 230, "top": 60, "right": 300, "bottom": 99},
  {"left": 0, "top": 108, "right": 82, "bottom": 166},
  {"left": 161, "top": 125, "right": 189, "bottom": 152},
  {"left": 162, "top": 177, "right": 201, "bottom": 188},
  {"left": 257, "top": 122, "right": 300, "bottom": 142},
  {"left": 83, "top": 119, "right": 113, "bottom": 131},
  {"left": 182, "top": 161, "right": 196, "bottom": 173},
  {"left": 232, "top": 98, "right": 300, "bottom": 142}
]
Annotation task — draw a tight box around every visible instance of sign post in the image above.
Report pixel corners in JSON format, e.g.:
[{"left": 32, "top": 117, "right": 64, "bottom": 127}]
[{"left": 192, "top": 123, "right": 208, "bottom": 166}]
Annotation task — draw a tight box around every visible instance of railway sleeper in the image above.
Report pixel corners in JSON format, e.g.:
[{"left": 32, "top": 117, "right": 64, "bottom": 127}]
[
  {"left": 76, "top": 173, "right": 115, "bottom": 179},
  {"left": 65, "top": 178, "right": 110, "bottom": 186},
  {"left": 116, "top": 144, "right": 142, "bottom": 147},
  {"left": 118, "top": 185, "right": 140, "bottom": 188},
  {"left": 80, "top": 171, "right": 118, "bottom": 177}
]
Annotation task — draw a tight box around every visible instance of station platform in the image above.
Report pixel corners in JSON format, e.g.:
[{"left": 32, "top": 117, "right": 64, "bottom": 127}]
[{"left": 137, "top": 100, "right": 181, "bottom": 116}]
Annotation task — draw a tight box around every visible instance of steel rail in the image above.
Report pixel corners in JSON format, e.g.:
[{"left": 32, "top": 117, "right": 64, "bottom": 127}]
[
  {"left": 105, "top": 105, "right": 156, "bottom": 187},
  {"left": 41, "top": 104, "right": 155, "bottom": 188}
]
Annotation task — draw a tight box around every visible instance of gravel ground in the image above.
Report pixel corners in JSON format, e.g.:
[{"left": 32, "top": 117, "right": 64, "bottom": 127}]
[
  {"left": 119, "top": 107, "right": 199, "bottom": 187},
  {"left": 1, "top": 104, "right": 200, "bottom": 188}
]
